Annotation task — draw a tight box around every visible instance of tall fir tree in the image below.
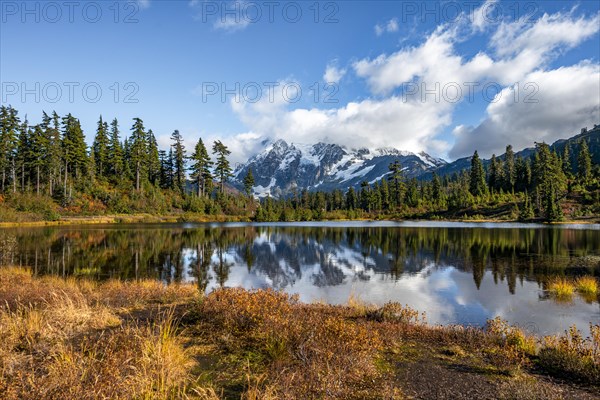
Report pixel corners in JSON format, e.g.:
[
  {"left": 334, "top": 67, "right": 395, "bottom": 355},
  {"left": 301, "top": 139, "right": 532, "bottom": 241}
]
[
  {"left": 92, "top": 116, "right": 110, "bottom": 178},
  {"left": 345, "top": 186, "right": 357, "bottom": 210},
  {"left": 212, "top": 140, "right": 233, "bottom": 194},
  {"left": 147, "top": 130, "right": 161, "bottom": 186},
  {"left": 108, "top": 118, "right": 124, "bottom": 181},
  {"left": 29, "top": 124, "right": 49, "bottom": 195},
  {"left": 170, "top": 130, "right": 187, "bottom": 194},
  {"left": 503, "top": 145, "right": 515, "bottom": 191},
  {"left": 488, "top": 154, "right": 503, "bottom": 193},
  {"left": 577, "top": 140, "right": 592, "bottom": 186},
  {"left": 243, "top": 169, "right": 255, "bottom": 197},
  {"left": 0, "top": 106, "right": 20, "bottom": 192},
  {"left": 388, "top": 160, "right": 404, "bottom": 208},
  {"left": 190, "top": 138, "right": 213, "bottom": 196},
  {"left": 129, "top": 118, "right": 147, "bottom": 191},
  {"left": 532, "top": 142, "right": 567, "bottom": 219},
  {"left": 469, "top": 150, "right": 487, "bottom": 197},
  {"left": 61, "top": 113, "right": 88, "bottom": 197},
  {"left": 16, "top": 117, "right": 30, "bottom": 192},
  {"left": 47, "top": 112, "right": 63, "bottom": 195}
]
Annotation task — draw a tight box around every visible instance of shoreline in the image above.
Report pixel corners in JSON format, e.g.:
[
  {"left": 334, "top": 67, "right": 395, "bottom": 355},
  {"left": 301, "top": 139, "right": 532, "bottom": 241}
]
[
  {"left": 1, "top": 214, "right": 598, "bottom": 228},
  {"left": 1, "top": 269, "right": 598, "bottom": 399}
]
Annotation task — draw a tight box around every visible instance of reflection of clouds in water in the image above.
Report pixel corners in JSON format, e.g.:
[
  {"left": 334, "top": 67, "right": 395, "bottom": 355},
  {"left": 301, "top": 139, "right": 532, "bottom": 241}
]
[
  {"left": 171, "top": 224, "right": 600, "bottom": 336},
  {"left": 191, "top": 245, "right": 599, "bottom": 336},
  {"left": 449, "top": 269, "right": 599, "bottom": 335}
]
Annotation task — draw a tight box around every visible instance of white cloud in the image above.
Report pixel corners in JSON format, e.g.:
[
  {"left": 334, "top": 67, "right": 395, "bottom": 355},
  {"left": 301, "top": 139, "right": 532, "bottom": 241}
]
[
  {"left": 491, "top": 10, "right": 600, "bottom": 58},
  {"left": 215, "top": 9, "right": 599, "bottom": 161},
  {"left": 137, "top": 0, "right": 150, "bottom": 10},
  {"left": 470, "top": 0, "right": 499, "bottom": 32},
  {"left": 229, "top": 77, "right": 453, "bottom": 156},
  {"left": 158, "top": 129, "right": 264, "bottom": 166},
  {"left": 323, "top": 62, "right": 346, "bottom": 84},
  {"left": 449, "top": 63, "right": 600, "bottom": 159},
  {"left": 375, "top": 18, "right": 399, "bottom": 36},
  {"left": 213, "top": 15, "right": 250, "bottom": 32}
]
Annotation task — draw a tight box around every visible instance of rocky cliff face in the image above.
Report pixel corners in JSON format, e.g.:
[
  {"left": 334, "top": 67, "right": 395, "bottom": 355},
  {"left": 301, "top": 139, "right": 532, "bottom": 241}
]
[{"left": 232, "top": 139, "right": 446, "bottom": 197}]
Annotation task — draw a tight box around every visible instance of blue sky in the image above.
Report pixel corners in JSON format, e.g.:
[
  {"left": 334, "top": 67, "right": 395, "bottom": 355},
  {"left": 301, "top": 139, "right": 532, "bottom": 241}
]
[{"left": 1, "top": 0, "right": 599, "bottom": 163}]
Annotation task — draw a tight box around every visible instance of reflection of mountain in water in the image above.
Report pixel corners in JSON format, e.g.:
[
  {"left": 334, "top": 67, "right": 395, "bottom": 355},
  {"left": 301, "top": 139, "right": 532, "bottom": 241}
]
[
  {"left": 2, "top": 224, "right": 599, "bottom": 296},
  {"left": 233, "top": 231, "right": 440, "bottom": 290}
]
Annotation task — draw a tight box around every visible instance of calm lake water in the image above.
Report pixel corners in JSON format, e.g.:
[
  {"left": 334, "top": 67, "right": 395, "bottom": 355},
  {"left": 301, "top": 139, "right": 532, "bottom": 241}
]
[{"left": 1, "top": 221, "right": 599, "bottom": 335}]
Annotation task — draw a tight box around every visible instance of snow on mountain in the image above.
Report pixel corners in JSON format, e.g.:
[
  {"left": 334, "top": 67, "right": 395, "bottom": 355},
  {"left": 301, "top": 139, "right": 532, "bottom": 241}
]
[{"left": 232, "top": 139, "right": 447, "bottom": 198}]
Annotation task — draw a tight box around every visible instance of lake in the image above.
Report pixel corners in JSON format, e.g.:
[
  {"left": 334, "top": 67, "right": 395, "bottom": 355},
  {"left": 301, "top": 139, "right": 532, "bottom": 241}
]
[{"left": 1, "top": 221, "right": 599, "bottom": 336}]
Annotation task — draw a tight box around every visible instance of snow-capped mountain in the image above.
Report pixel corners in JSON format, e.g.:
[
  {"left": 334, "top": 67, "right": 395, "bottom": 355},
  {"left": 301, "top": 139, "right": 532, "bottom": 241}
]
[{"left": 232, "top": 139, "right": 447, "bottom": 198}]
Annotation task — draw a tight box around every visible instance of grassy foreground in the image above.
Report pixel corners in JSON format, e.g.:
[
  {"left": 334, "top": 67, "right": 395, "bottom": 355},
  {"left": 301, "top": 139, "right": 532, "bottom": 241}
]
[{"left": 1, "top": 269, "right": 599, "bottom": 399}]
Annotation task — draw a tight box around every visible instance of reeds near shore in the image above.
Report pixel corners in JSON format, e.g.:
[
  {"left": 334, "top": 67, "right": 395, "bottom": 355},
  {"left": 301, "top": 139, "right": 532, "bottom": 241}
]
[
  {"left": 547, "top": 275, "right": 599, "bottom": 302},
  {"left": 1, "top": 268, "right": 599, "bottom": 399}
]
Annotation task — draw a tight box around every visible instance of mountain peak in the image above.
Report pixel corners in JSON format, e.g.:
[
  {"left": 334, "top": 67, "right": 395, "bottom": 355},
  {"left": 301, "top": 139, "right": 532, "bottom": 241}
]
[{"left": 233, "top": 141, "right": 446, "bottom": 198}]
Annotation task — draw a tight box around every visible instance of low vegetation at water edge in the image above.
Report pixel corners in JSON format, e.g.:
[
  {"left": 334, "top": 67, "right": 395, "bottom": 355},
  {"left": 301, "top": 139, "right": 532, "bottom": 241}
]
[{"left": 0, "top": 268, "right": 599, "bottom": 399}]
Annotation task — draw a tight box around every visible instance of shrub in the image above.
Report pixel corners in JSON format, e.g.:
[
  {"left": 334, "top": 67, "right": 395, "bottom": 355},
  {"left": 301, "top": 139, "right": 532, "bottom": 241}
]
[
  {"left": 201, "top": 288, "right": 382, "bottom": 398},
  {"left": 538, "top": 324, "right": 600, "bottom": 385}
]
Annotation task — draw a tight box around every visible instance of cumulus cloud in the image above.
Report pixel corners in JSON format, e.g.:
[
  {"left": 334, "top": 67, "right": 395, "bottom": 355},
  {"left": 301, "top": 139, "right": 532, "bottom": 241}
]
[
  {"left": 197, "top": 8, "right": 599, "bottom": 161},
  {"left": 323, "top": 62, "right": 346, "bottom": 84},
  {"left": 354, "top": 10, "right": 600, "bottom": 95},
  {"left": 229, "top": 77, "right": 453, "bottom": 155},
  {"left": 470, "top": 0, "right": 499, "bottom": 32},
  {"left": 449, "top": 63, "right": 600, "bottom": 159},
  {"left": 375, "top": 18, "right": 399, "bottom": 36}
]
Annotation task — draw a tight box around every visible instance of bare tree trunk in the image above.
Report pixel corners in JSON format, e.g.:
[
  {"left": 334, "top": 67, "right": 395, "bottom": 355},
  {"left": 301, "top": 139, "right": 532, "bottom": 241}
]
[
  {"left": 11, "top": 159, "right": 16, "bottom": 193},
  {"left": 136, "top": 162, "right": 140, "bottom": 191},
  {"left": 64, "top": 161, "right": 68, "bottom": 199},
  {"left": 36, "top": 165, "right": 40, "bottom": 196}
]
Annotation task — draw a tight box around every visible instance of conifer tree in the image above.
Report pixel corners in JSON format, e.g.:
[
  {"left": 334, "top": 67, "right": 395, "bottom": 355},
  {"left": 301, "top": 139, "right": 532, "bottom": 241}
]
[
  {"left": 469, "top": 150, "right": 487, "bottom": 197},
  {"left": 0, "top": 106, "right": 20, "bottom": 192},
  {"left": 488, "top": 154, "right": 502, "bottom": 192},
  {"left": 147, "top": 130, "right": 161, "bottom": 186},
  {"left": 190, "top": 138, "right": 213, "bottom": 196},
  {"left": 577, "top": 140, "right": 592, "bottom": 186},
  {"left": 212, "top": 140, "right": 233, "bottom": 194},
  {"left": 503, "top": 145, "right": 516, "bottom": 191},
  {"left": 388, "top": 160, "right": 404, "bottom": 207},
  {"left": 46, "top": 112, "right": 63, "bottom": 195},
  {"left": 16, "top": 118, "right": 30, "bottom": 192},
  {"left": 562, "top": 144, "right": 572, "bottom": 177},
  {"left": 61, "top": 114, "right": 88, "bottom": 196},
  {"left": 243, "top": 169, "right": 255, "bottom": 197},
  {"left": 345, "top": 186, "right": 357, "bottom": 210},
  {"left": 532, "top": 142, "right": 567, "bottom": 219},
  {"left": 29, "top": 124, "right": 49, "bottom": 195},
  {"left": 92, "top": 116, "right": 109, "bottom": 178},
  {"left": 130, "top": 118, "right": 147, "bottom": 191},
  {"left": 108, "top": 119, "right": 124, "bottom": 181},
  {"left": 171, "top": 130, "right": 187, "bottom": 194}
]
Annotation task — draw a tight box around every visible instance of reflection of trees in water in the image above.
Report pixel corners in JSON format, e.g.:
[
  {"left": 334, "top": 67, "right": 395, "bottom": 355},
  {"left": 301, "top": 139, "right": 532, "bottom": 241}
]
[
  {"left": 190, "top": 243, "right": 213, "bottom": 292},
  {"left": 3, "top": 225, "right": 599, "bottom": 295}
]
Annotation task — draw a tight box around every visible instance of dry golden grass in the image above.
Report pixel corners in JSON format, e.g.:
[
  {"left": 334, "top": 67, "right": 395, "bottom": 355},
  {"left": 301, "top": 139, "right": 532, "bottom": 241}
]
[
  {"left": 547, "top": 277, "right": 576, "bottom": 299},
  {"left": 0, "top": 268, "right": 205, "bottom": 400},
  {"left": 575, "top": 276, "right": 598, "bottom": 295},
  {"left": 1, "top": 268, "right": 598, "bottom": 399},
  {"left": 200, "top": 288, "right": 385, "bottom": 398}
]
